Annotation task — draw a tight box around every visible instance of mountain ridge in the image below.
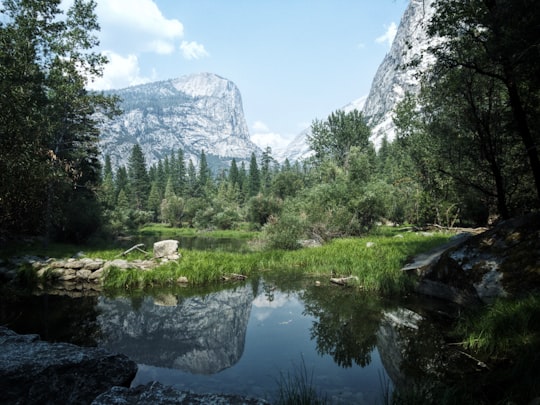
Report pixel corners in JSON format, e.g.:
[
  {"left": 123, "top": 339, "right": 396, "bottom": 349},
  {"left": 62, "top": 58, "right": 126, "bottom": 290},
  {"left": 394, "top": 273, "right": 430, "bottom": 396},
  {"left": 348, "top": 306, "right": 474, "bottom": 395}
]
[
  {"left": 98, "top": 72, "right": 260, "bottom": 170},
  {"left": 277, "top": 0, "right": 436, "bottom": 161}
]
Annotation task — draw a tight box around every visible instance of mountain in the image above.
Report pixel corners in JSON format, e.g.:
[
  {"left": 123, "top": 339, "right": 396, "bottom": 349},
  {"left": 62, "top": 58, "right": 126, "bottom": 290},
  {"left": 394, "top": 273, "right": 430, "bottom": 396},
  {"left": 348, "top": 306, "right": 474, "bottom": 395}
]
[
  {"left": 99, "top": 72, "right": 260, "bottom": 170},
  {"left": 278, "top": 0, "right": 436, "bottom": 161},
  {"left": 362, "top": 0, "right": 436, "bottom": 147}
]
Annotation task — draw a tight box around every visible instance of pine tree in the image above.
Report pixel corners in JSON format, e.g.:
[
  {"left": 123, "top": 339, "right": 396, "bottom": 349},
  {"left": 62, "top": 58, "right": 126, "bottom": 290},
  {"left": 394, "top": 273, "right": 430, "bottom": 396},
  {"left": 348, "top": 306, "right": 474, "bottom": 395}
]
[
  {"left": 100, "top": 155, "right": 115, "bottom": 209},
  {"left": 173, "top": 149, "right": 186, "bottom": 195},
  {"left": 229, "top": 158, "right": 240, "bottom": 188},
  {"left": 248, "top": 153, "right": 261, "bottom": 197},
  {"left": 198, "top": 150, "right": 211, "bottom": 192},
  {"left": 187, "top": 159, "right": 198, "bottom": 197},
  {"left": 128, "top": 144, "right": 150, "bottom": 210},
  {"left": 147, "top": 181, "right": 162, "bottom": 221}
]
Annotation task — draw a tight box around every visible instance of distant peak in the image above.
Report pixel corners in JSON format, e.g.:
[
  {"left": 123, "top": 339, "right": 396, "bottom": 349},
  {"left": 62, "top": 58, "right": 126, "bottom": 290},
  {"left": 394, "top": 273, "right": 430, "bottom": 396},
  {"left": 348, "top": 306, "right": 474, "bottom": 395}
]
[{"left": 171, "top": 72, "right": 236, "bottom": 98}]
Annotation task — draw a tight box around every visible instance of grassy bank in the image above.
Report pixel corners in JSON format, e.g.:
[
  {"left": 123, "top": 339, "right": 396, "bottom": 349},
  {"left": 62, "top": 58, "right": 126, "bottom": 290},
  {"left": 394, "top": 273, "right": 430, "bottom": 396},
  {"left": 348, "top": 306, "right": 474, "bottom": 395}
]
[
  {"left": 104, "top": 229, "right": 452, "bottom": 295},
  {"left": 2, "top": 226, "right": 452, "bottom": 295}
]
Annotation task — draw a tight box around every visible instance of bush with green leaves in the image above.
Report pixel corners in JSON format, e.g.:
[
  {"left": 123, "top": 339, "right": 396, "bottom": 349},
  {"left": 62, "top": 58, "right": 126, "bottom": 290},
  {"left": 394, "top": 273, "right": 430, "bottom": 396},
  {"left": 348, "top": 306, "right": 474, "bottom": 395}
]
[{"left": 260, "top": 213, "right": 306, "bottom": 250}]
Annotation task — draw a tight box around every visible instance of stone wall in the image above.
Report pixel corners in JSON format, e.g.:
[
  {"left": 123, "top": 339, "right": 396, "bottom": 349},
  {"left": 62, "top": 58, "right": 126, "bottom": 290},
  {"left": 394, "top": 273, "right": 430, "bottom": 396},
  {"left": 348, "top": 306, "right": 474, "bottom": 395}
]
[{"left": 0, "top": 240, "right": 182, "bottom": 295}]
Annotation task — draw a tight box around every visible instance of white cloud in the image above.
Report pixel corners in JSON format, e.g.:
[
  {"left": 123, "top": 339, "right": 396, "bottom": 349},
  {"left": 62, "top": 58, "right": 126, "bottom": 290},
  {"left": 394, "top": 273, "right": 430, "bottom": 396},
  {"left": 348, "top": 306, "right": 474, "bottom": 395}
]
[
  {"left": 95, "top": 0, "right": 184, "bottom": 55},
  {"left": 376, "top": 22, "right": 398, "bottom": 47},
  {"left": 87, "top": 51, "right": 153, "bottom": 90},
  {"left": 250, "top": 121, "right": 291, "bottom": 151},
  {"left": 252, "top": 121, "right": 270, "bottom": 132},
  {"left": 180, "top": 40, "right": 210, "bottom": 60}
]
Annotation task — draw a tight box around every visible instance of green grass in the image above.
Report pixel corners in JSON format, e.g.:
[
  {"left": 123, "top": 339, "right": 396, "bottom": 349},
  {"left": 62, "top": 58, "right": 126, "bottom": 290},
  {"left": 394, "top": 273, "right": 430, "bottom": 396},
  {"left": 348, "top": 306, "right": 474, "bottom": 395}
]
[
  {"left": 104, "top": 229, "right": 452, "bottom": 294},
  {"left": 138, "top": 224, "right": 258, "bottom": 239},
  {"left": 2, "top": 226, "right": 453, "bottom": 295},
  {"left": 456, "top": 294, "right": 540, "bottom": 356},
  {"left": 275, "top": 357, "right": 329, "bottom": 405}
]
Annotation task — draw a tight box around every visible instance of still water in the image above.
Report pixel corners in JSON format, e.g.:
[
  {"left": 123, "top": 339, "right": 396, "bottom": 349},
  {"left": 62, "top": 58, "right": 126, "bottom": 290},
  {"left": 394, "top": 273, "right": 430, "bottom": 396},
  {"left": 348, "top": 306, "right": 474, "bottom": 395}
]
[{"left": 0, "top": 277, "right": 453, "bottom": 403}]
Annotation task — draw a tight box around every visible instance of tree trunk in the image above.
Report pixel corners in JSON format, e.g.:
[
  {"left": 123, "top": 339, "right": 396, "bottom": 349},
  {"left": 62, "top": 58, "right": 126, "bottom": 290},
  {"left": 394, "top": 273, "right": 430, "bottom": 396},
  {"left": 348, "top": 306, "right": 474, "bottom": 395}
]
[{"left": 504, "top": 68, "right": 540, "bottom": 205}]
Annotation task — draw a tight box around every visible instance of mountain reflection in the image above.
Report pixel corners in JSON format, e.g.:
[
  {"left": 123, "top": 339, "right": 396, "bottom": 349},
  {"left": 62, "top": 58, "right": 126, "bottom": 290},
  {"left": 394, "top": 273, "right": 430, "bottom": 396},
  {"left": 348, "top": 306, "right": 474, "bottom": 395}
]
[{"left": 96, "top": 284, "right": 253, "bottom": 374}]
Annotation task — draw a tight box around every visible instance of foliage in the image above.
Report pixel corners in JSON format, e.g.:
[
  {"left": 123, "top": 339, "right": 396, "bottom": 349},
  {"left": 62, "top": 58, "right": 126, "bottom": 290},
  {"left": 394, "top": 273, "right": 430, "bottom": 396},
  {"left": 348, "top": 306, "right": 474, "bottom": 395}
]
[
  {"left": 260, "top": 213, "right": 305, "bottom": 250},
  {"left": 308, "top": 109, "right": 371, "bottom": 166},
  {"left": 418, "top": 0, "right": 540, "bottom": 216},
  {"left": 0, "top": 0, "right": 118, "bottom": 241}
]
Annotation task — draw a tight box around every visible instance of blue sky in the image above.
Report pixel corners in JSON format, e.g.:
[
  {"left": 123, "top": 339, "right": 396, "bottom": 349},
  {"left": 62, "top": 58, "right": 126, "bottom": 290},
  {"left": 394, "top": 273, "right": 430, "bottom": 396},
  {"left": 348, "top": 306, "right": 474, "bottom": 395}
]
[{"left": 86, "top": 0, "right": 409, "bottom": 150}]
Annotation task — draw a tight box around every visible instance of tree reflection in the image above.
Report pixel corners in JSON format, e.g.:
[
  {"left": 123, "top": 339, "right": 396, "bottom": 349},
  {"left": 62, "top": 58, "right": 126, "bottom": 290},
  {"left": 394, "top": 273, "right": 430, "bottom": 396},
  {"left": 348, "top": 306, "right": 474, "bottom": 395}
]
[{"left": 302, "top": 286, "right": 386, "bottom": 368}]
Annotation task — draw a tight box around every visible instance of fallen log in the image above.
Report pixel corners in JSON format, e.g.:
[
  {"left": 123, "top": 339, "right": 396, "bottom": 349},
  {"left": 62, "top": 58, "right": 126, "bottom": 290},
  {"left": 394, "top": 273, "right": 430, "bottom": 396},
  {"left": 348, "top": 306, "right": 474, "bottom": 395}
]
[
  {"left": 330, "top": 276, "right": 358, "bottom": 286},
  {"left": 221, "top": 273, "right": 248, "bottom": 281},
  {"left": 117, "top": 243, "right": 148, "bottom": 257}
]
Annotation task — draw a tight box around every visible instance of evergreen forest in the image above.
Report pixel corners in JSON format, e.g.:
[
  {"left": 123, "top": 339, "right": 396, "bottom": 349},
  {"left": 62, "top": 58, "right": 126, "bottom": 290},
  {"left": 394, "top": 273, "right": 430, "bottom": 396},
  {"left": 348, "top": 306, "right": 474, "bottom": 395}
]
[{"left": 1, "top": 0, "right": 539, "bottom": 247}]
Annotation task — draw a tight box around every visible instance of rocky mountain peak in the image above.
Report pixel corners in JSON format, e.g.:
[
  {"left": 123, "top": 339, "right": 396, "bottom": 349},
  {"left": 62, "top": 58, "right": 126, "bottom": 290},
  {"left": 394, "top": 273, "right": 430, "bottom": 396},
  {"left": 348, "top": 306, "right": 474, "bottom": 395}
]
[
  {"left": 278, "top": 0, "right": 436, "bottom": 162},
  {"left": 99, "top": 72, "right": 259, "bottom": 170},
  {"left": 362, "top": 0, "right": 436, "bottom": 147}
]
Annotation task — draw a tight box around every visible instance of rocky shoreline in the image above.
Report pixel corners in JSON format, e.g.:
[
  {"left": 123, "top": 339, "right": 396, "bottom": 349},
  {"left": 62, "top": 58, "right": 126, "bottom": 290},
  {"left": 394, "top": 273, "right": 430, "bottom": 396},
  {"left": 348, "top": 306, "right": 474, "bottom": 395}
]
[
  {"left": 0, "top": 326, "right": 268, "bottom": 405},
  {"left": 0, "top": 240, "right": 183, "bottom": 296}
]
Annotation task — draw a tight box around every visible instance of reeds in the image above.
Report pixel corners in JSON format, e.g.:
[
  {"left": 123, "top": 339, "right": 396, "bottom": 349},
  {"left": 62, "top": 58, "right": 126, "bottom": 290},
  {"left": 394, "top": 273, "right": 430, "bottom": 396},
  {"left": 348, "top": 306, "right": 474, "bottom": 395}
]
[{"left": 103, "top": 230, "right": 452, "bottom": 295}]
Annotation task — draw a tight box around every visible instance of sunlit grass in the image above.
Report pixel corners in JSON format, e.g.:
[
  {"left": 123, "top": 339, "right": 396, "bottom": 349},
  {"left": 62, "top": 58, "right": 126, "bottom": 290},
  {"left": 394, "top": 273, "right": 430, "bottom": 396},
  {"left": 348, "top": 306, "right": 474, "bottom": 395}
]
[{"left": 104, "top": 229, "right": 452, "bottom": 294}]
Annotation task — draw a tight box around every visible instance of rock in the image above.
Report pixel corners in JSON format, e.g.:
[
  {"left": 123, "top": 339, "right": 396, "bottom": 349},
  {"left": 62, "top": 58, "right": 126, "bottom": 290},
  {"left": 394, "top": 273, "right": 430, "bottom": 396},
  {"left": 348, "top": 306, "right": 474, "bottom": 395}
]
[
  {"left": 412, "top": 214, "right": 540, "bottom": 304},
  {"left": 104, "top": 259, "right": 133, "bottom": 271},
  {"left": 298, "top": 239, "right": 322, "bottom": 248},
  {"left": 77, "top": 269, "right": 93, "bottom": 281},
  {"left": 99, "top": 73, "right": 258, "bottom": 170},
  {"left": 92, "top": 381, "right": 269, "bottom": 405},
  {"left": 153, "top": 239, "right": 180, "bottom": 259},
  {"left": 0, "top": 326, "right": 137, "bottom": 405}
]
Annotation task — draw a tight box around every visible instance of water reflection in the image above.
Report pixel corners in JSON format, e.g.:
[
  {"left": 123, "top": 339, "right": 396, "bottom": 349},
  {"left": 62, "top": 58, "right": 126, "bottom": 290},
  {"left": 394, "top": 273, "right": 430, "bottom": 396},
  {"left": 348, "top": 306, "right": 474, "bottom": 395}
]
[
  {"left": 96, "top": 283, "right": 253, "bottom": 374},
  {"left": 302, "top": 286, "right": 386, "bottom": 368},
  {"left": 0, "top": 278, "right": 460, "bottom": 403}
]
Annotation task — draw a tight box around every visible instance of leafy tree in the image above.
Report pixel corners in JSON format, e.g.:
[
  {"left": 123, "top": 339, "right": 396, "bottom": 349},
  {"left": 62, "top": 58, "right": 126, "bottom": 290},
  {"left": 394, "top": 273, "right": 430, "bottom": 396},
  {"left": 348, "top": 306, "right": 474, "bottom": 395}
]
[
  {"left": 308, "top": 109, "right": 371, "bottom": 167},
  {"left": 426, "top": 0, "right": 540, "bottom": 208},
  {"left": 0, "top": 0, "right": 118, "bottom": 239},
  {"left": 160, "top": 177, "right": 184, "bottom": 227}
]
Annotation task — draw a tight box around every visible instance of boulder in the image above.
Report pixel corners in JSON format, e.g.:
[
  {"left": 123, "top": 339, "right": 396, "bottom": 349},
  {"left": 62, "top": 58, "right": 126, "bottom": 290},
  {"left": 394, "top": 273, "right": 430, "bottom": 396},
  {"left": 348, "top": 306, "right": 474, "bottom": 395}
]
[
  {"left": 92, "top": 381, "right": 269, "bottom": 405},
  {"left": 153, "top": 239, "right": 180, "bottom": 259},
  {"left": 0, "top": 327, "right": 137, "bottom": 405},
  {"left": 410, "top": 214, "right": 540, "bottom": 304}
]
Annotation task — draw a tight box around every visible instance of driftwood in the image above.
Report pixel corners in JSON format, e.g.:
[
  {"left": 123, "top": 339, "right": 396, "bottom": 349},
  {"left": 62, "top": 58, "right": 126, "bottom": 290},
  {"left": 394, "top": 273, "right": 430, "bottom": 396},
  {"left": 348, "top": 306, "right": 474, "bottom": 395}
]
[
  {"left": 330, "top": 276, "right": 358, "bottom": 286},
  {"left": 117, "top": 243, "right": 148, "bottom": 257},
  {"left": 221, "top": 273, "right": 248, "bottom": 281}
]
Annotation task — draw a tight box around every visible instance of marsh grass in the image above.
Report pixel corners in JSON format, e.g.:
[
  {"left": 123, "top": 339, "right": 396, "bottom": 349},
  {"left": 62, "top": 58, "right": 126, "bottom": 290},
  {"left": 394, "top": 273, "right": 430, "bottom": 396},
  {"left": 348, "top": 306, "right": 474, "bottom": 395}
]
[
  {"left": 275, "top": 357, "right": 328, "bottom": 405},
  {"left": 103, "top": 229, "right": 452, "bottom": 294},
  {"left": 456, "top": 294, "right": 540, "bottom": 356}
]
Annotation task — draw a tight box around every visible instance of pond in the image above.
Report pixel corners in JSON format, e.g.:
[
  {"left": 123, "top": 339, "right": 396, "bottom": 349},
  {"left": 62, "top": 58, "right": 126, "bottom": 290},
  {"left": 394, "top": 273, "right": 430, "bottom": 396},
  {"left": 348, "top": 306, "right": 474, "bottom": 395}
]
[{"left": 0, "top": 276, "right": 459, "bottom": 404}]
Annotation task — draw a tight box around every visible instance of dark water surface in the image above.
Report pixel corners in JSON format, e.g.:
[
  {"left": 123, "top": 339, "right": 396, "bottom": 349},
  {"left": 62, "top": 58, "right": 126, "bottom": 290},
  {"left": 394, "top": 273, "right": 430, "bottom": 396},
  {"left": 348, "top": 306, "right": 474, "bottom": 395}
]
[{"left": 0, "top": 277, "right": 457, "bottom": 403}]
